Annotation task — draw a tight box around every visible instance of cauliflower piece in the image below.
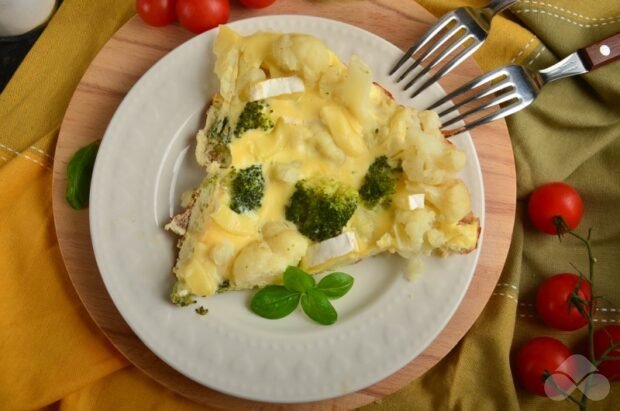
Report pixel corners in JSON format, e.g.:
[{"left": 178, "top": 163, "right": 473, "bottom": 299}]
[
  {"left": 425, "top": 228, "right": 447, "bottom": 249},
  {"left": 320, "top": 105, "right": 366, "bottom": 157},
  {"left": 336, "top": 55, "right": 373, "bottom": 125},
  {"left": 209, "top": 241, "right": 235, "bottom": 267},
  {"left": 419, "top": 110, "right": 442, "bottom": 135},
  {"left": 273, "top": 161, "right": 302, "bottom": 183},
  {"left": 393, "top": 208, "right": 436, "bottom": 256},
  {"left": 231, "top": 222, "right": 309, "bottom": 288},
  {"left": 265, "top": 227, "right": 309, "bottom": 265},
  {"left": 271, "top": 34, "right": 332, "bottom": 83},
  {"left": 210, "top": 205, "right": 258, "bottom": 235},
  {"left": 376, "top": 232, "right": 397, "bottom": 252},
  {"left": 293, "top": 36, "right": 332, "bottom": 83},
  {"left": 400, "top": 137, "right": 451, "bottom": 185},
  {"left": 404, "top": 256, "right": 424, "bottom": 281},
  {"left": 381, "top": 107, "right": 417, "bottom": 155},
  {"left": 214, "top": 32, "right": 240, "bottom": 102},
  {"left": 319, "top": 65, "right": 345, "bottom": 97},
  {"left": 309, "top": 123, "right": 345, "bottom": 164},
  {"left": 275, "top": 122, "right": 312, "bottom": 153},
  {"left": 370, "top": 84, "right": 399, "bottom": 127},
  {"left": 232, "top": 241, "right": 287, "bottom": 288},
  {"left": 424, "top": 180, "right": 472, "bottom": 224},
  {"left": 438, "top": 147, "right": 467, "bottom": 174},
  {"left": 271, "top": 34, "right": 300, "bottom": 72},
  {"left": 346, "top": 207, "right": 376, "bottom": 243}
]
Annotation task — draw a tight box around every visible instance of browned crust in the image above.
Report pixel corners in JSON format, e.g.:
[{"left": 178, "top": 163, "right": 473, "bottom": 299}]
[
  {"left": 373, "top": 81, "right": 394, "bottom": 100},
  {"left": 453, "top": 212, "right": 482, "bottom": 254},
  {"left": 458, "top": 212, "right": 476, "bottom": 225},
  {"left": 167, "top": 192, "right": 198, "bottom": 236}
]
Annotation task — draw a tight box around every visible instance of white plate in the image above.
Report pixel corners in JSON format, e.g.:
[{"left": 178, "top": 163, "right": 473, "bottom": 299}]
[{"left": 90, "top": 15, "right": 484, "bottom": 403}]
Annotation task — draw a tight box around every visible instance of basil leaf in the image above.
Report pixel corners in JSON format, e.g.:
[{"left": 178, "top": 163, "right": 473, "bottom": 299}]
[
  {"left": 250, "top": 285, "right": 300, "bottom": 319},
  {"left": 283, "top": 266, "right": 315, "bottom": 293},
  {"left": 301, "top": 289, "right": 337, "bottom": 325},
  {"left": 317, "top": 272, "right": 354, "bottom": 299},
  {"left": 66, "top": 141, "right": 100, "bottom": 209}
]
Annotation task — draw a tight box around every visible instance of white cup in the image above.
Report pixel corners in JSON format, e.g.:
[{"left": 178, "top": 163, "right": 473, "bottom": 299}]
[{"left": 0, "top": 0, "right": 57, "bottom": 37}]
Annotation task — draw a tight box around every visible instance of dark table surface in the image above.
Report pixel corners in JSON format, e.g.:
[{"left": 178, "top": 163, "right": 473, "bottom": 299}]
[
  {"left": 0, "top": 0, "right": 62, "bottom": 93},
  {"left": 0, "top": 28, "right": 45, "bottom": 93}
]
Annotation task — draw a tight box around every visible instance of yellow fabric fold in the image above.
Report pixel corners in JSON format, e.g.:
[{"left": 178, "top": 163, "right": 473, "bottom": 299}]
[
  {"left": 1, "top": 0, "right": 619, "bottom": 410},
  {"left": 0, "top": 154, "right": 127, "bottom": 410}
]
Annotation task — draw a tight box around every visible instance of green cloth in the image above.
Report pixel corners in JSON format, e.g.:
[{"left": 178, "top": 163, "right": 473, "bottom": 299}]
[
  {"left": 0, "top": 0, "right": 618, "bottom": 409},
  {"left": 364, "top": 1, "right": 620, "bottom": 410}
]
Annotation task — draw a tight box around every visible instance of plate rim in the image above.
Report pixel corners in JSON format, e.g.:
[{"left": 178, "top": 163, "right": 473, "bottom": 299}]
[{"left": 87, "top": 14, "right": 488, "bottom": 404}]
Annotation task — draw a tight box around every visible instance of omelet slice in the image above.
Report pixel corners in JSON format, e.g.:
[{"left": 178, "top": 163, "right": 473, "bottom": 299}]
[{"left": 166, "top": 27, "right": 480, "bottom": 304}]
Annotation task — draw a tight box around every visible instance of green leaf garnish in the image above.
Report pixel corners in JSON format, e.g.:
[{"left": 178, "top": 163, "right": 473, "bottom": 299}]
[
  {"left": 249, "top": 267, "right": 354, "bottom": 325},
  {"left": 317, "top": 272, "right": 354, "bottom": 299},
  {"left": 250, "top": 285, "right": 301, "bottom": 319},
  {"left": 66, "top": 140, "right": 100, "bottom": 209},
  {"left": 301, "top": 288, "right": 337, "bottom": 325},
  {"left": 283, "top": 266, "right": 315, "bottom": 293}
]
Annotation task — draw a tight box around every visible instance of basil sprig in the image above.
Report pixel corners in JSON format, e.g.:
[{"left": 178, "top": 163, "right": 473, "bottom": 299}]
[
  {"left": 66, "top": 140, "right": 100, "bottom": 209},
  {"left": 250, "top": 285, "right": 300, "bottom": 319},
  {"left": 250, "top": 266, "right": 354, "bottom": 325}
]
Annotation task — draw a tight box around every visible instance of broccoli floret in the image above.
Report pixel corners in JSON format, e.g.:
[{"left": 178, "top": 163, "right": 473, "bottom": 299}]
[
  {"left": 201, "top": 116, "right": 233, "bottom": 166},
  {"left": 234, "top": 100, "right": 274, "bottom": 137},
  {"left": 359, "top": 156, "right": 400, "bottom": 208},
  {"left": 285, "top": 177, "right": 359, "bottom": 241},
  {"left": 207, "top": 116, "right": 232, "bottom": 144},
  {"left": 170, "top": 281, "right": 196, "bottom": 307},
  {"left": 230, "top": 164, "right": 265, "bottom": 213}
]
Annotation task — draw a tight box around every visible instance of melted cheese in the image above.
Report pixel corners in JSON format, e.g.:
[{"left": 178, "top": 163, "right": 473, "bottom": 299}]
[{"left": 169, "top": 27, "right": 480, "bottom": 297}]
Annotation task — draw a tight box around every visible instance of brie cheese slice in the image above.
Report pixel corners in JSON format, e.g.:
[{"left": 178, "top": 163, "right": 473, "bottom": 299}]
[
  {"left": 306, "top": 231, "right": 359, "bottom": 267},
  {"left": 407, "top": 194, "right": 425, "bottom": 210},
  {"left": 249, "top": 76, "right": 305, "bottom": 101}
]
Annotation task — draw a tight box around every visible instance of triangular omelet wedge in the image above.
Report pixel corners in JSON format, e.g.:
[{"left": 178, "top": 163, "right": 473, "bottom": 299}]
[{"left": 166, "top": 27, "right": 480, "bottom": 305}]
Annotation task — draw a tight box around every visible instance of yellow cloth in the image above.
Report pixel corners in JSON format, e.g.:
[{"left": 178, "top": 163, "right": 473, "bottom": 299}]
[{"left": 1, "top": 0, "right": 618, "bottom": 410}]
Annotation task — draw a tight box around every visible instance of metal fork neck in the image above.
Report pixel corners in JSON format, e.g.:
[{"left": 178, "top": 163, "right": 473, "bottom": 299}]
[
  {"left": 538, "top": 53, "right": 589, "bottom": 85},
  {"left": 486, "top": 0, "right": 519, "bottom": 16}
]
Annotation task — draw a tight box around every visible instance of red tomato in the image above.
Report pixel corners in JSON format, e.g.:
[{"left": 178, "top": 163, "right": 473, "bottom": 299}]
[
  {"left": 239, "top": 0, "right": 277, "bottom": 8},
  {"left": 528, "top": 182, "right": 584, "bottom": 234},
  {"left": 136, "top": 0, "right": 177, "bottom": 27},
  {"left": 593, "top": 325, "right": 620, "bottom": 380},
  {"left": 515, "top": 337, "right": 574, "bottom": 397},
  {"left": 536, "top": 273, "right": 592, "bottom": 331},
  {"left": 176, "top": 0, "right": 230, "bottom": 34}
]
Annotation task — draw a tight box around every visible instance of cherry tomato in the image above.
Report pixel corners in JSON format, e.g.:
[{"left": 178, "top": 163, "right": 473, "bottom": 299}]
[
  {"left": 528, "top": 182, "right": 584, "bottom": 235},
  {"left": 536, "top": 273, "right": 592, "bottom": 331},
  {"left": 515, "top": 337, "right": 574, "bottom": 397},
  {"left": 593, "top": 325, "right": 620, "bottom": 380},
  {"left": 239, "top": 0, "right": 277, "bottom": 8},
  {"left": 136, "top": 0, "right": 177, "bottom": 27},
  {"left": 176, "top": 0, "right": 230, "bottom": 34}
]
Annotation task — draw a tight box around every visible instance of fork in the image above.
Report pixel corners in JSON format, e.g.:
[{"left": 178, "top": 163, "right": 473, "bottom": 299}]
[
  {"left": 427, "top": 32, "right": 620, "bottom": 137},
  {"left": 390, "top": 0, "right": 518, "bottom": 98}
]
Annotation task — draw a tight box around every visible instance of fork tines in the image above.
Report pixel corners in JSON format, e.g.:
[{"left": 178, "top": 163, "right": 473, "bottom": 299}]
[
  {"left": 390, "top": 8, "right": 489, "bottom": 99},
  {"left": 428, "top": 65, "right": 537, "bottom": 136}
]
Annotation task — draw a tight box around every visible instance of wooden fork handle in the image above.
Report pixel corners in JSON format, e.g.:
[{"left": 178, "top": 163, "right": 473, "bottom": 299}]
[{"left": 578, "top": 32, "right": 620, "bottom": 70}]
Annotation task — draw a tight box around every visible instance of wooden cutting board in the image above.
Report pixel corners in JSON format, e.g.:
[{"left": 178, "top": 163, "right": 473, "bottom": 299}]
[{"left": 52, "top": 0, "right": 516, "bottom": 409}]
